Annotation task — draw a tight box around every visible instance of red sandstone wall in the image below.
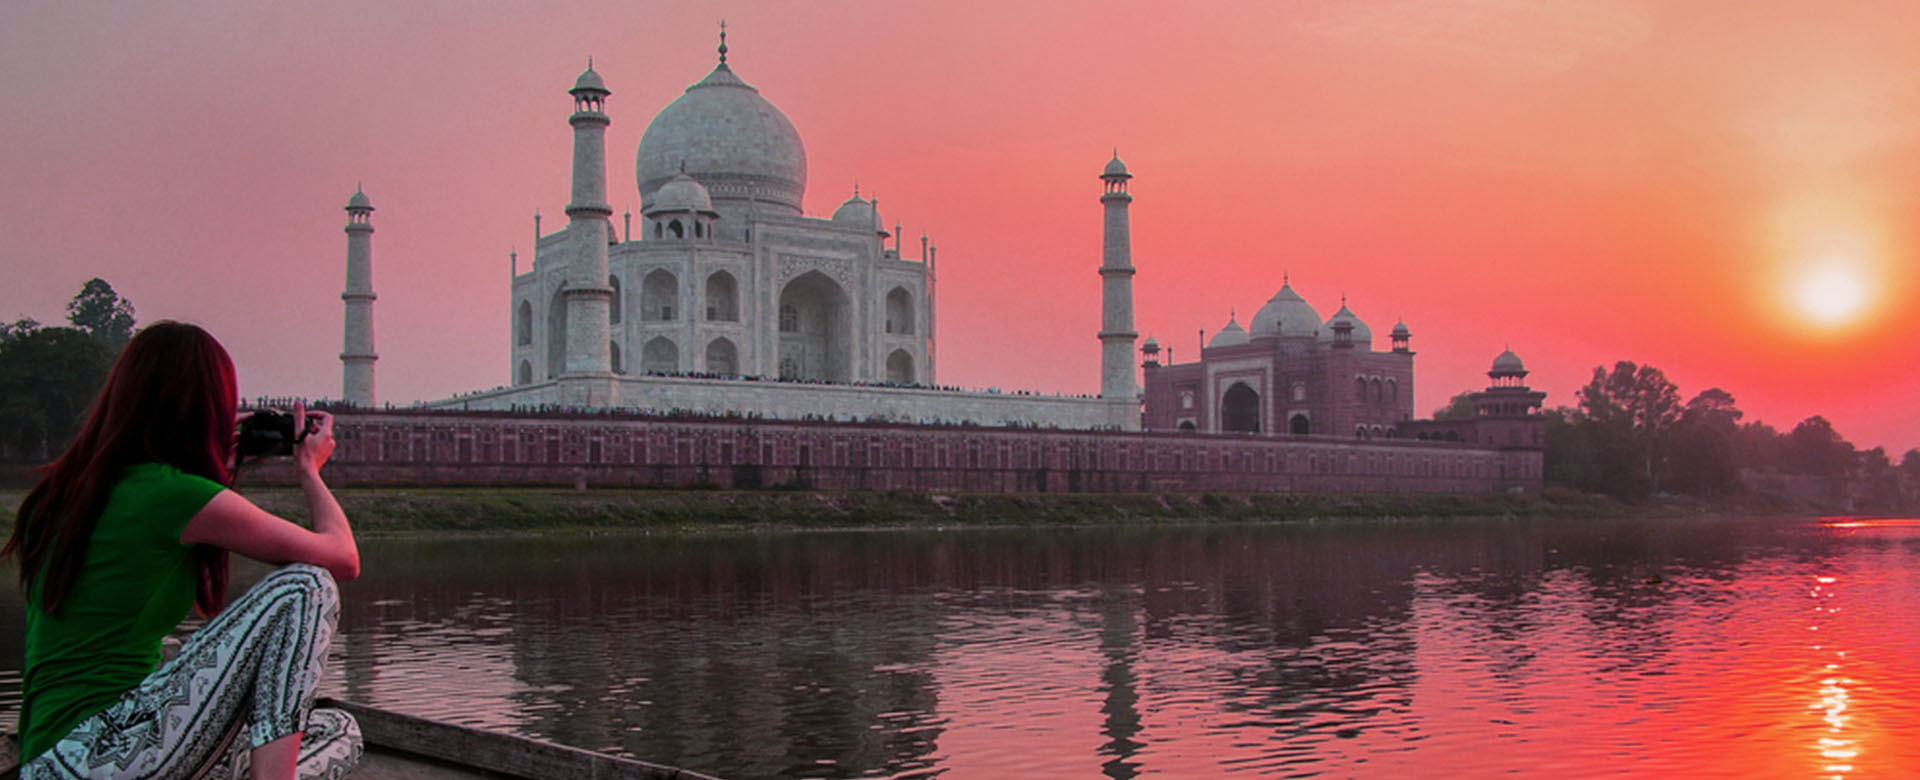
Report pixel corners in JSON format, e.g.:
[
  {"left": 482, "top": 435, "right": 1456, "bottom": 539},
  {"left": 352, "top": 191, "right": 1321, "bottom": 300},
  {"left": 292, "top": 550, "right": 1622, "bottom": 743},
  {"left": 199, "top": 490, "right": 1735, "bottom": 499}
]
[{"left": 302, "top": 410, "right": 1542, "bottom": 494}]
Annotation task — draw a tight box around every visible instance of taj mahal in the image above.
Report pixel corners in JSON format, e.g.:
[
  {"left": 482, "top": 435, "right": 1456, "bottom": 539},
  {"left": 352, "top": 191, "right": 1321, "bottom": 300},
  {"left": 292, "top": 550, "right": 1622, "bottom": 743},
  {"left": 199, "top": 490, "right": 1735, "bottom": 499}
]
[{"left": 329, "top": 28, "right": 1546, "bottom": 488}]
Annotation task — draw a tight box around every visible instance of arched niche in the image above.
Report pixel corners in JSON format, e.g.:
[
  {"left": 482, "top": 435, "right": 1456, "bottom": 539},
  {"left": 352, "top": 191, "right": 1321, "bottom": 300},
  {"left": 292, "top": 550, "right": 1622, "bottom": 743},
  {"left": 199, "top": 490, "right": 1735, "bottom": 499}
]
[
  {"left": 886, "top": 349, "right": 915, "bottom": 384},
  {"left": 516, "top": 300, "right": 533, "bottom": 346},
  {"left": 1289, "top": 413, "right": 1311, "bottom": 436},
  {"left": 610, "top": 340, "right": 623, "bottom": 374},
  {"left": 776, "top": 270, "right": 852, "bottom": 382},
  {"left": 642, "top": 336, "right": 678, "bottom": 374},
  {"left": 706, "top": 337, "right": 738, "bottom": 376},
  {"left": 642, "top": 269, "right": 677, "bottom": 321},
  {"left": 1221, "top": 382, "right": 1260, "bottom": 434},
  {"left": 609, "top": 275, "right": 623, "bottom": 325},
  {"left": 705, "top": 271, "right": 739, "bottom": 322},
  {"left": 516, "top": 359, "right": 532, "bottom": 386},
  {"left": 885, "top": 287, "right": 915, "bottom": 335}
]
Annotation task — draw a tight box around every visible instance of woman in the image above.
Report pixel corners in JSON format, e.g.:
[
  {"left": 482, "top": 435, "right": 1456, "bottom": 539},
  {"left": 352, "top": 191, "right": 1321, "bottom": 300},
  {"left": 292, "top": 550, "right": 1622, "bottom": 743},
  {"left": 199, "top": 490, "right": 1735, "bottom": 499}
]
[{"left": 4, "top": 322, "right": 362, "bottom": 780}]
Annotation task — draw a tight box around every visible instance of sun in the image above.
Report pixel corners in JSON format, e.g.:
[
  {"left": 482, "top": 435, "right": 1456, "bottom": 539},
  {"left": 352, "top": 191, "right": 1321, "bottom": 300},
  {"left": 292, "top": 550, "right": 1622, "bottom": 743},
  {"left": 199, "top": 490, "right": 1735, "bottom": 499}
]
[{"left": 1791, "top": 259, "right": 1871, "bottom": 327}]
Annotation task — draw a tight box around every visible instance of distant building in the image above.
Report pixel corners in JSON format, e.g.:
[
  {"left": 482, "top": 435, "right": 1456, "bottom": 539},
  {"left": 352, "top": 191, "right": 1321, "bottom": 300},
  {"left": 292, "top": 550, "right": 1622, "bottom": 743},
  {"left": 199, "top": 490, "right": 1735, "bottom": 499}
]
[
  {"left": 1395, "top": 350, "right": 1547, "bottom": 450},
  {"left": 1142, "top": 283, "right": 1414, "bottom": 438}
]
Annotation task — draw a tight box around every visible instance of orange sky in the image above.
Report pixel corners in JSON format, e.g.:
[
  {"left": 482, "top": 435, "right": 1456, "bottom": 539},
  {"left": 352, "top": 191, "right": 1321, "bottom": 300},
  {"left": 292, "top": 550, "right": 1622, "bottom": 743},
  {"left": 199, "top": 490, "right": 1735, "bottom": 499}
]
[{"left": 2, "top": 1, "right": 1916, "bottom": 453}]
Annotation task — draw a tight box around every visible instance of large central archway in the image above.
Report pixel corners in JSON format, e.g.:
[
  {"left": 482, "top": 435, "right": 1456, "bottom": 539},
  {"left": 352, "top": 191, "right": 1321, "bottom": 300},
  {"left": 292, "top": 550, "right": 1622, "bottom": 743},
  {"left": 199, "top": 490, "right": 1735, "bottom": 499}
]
[
  {"left": 1222, "top": 382, "right": 1261, "bottom": 433},
  {"left": 777, "top": 271, "right": 852, "bottom": 382}
]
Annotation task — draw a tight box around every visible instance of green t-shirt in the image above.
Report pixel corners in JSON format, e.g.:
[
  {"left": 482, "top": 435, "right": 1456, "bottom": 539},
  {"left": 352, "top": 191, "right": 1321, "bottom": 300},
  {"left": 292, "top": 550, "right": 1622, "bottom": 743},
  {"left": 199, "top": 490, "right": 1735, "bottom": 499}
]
[{"left": 19, "top": 462, "right": 225, "bottom": 760}]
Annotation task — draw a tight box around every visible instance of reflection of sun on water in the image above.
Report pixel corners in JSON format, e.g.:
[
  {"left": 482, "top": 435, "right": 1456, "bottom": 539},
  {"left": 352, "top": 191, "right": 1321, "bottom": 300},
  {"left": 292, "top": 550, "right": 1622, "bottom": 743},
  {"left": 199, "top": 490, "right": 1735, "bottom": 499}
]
[{"left": 1810, "top": 575, "right": 1855, "bottom": 779}]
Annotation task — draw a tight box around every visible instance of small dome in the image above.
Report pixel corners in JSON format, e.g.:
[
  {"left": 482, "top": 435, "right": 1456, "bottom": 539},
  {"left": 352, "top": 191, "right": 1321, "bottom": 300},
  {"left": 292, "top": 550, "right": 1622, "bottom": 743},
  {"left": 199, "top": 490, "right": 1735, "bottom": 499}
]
[
  {"left": 572, "top": 65, "right": 608, "bottom": 93},
  {"left": 1143, "top": 336, "right": 1160, "bottom": 350},
  {"left": 647, "top": 173, "right": 713, "bottom": 214},
  {"left": 1249, "top": 282, "right": 1321, "bottom": 338},
  {"left": 1319, "top": 302, "right": 1372, "bottom": 345},
  {"left": 1491, "top": 349, "right": 1526, "bottom": 374},
  {"left": 1103, "top": 154, "right": 1130, "bottom": 178},
  {"left": 1209, "top": 316, "right": 1249, "bottom": 348},
  {"left": 1391, "top": 320, "right": 1410, "bottom": 338},
  {"left": 346, "top": 188, "right": 372, "bottom": 210},
  {"left": 831, "top": 193, "right": 880, "bottom": 230}
]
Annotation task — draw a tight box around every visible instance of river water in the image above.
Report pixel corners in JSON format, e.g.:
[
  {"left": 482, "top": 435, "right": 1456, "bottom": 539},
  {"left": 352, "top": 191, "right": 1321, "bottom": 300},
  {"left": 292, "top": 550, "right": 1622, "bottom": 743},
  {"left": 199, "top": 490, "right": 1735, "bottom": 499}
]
[{"left": 5, "top": 515, "right": 1919, "bottom": 778}]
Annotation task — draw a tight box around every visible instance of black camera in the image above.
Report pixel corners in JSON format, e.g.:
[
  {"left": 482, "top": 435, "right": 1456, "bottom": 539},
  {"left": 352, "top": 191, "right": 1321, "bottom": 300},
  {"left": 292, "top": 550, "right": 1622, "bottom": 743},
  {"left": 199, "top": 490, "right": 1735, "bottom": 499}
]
[{"left": 236, "top": 411, "right": 315, "bottom": 459}]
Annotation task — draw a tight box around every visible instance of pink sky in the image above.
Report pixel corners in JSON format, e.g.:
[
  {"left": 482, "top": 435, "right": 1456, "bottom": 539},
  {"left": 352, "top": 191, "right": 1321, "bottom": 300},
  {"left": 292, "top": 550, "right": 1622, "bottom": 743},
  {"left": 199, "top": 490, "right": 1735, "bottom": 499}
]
[{"left": 3, "top": 1, "right": 1916, "bottom": 453}]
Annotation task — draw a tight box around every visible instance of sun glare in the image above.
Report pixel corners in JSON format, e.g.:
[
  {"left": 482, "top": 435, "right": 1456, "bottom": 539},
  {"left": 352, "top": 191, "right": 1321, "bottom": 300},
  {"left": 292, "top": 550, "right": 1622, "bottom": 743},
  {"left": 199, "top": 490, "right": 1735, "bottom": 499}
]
[{"left": 1792, "top": 260, "right": 1870, "bottom": 327}]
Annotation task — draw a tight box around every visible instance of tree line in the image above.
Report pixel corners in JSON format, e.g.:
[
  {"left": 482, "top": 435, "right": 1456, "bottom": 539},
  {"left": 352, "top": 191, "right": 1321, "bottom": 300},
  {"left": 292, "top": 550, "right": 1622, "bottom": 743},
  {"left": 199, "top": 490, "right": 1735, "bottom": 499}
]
[
  {"left": 1536, "top": 361, "right": 1918, "bottom": 508},
  {"left": 0, "top": 278, "right": 135, "bottom": 461}
]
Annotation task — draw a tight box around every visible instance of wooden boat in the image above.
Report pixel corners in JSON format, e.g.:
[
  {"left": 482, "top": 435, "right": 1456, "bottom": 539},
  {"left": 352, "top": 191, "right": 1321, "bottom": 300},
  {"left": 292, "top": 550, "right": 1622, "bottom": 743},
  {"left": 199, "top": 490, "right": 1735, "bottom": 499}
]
[{"left": 2, "top": 698, "right": 723, "bottom": 780}]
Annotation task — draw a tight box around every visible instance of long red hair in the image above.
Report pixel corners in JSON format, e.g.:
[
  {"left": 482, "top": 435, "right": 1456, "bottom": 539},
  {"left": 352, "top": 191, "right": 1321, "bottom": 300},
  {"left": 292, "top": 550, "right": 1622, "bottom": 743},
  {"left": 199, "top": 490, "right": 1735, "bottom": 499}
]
[{"left": 3, "top": 321, "right": 237, "bottom": 617}]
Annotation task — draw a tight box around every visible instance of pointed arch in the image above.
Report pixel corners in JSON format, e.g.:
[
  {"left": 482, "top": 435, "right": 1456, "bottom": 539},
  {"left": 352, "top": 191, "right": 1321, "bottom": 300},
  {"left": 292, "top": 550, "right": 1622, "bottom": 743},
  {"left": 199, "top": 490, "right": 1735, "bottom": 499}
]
[
  {"left": 515, "top": 300, "right": 533, "bottom": 346},
  {"left": 1290, "top": 413, "right": 1311, "bottom": 436},
  {"left": 1222, "top": 382, "right": 1260, "bottom": 433},
  {"left": 642, "top": 269, "right": 677, "bottom": 321},
  {"left": 610, "top": 340, "right": 623, "bottom": 374},
  {"left": 705, "top": 337, "right": 738, "bottom": 376},
  {"left": 776, "top": 270, "right": 852, "bottom": 382},
  {"left": 642, "top": 336, "right": 678, "bottom": 374},
  {"left": 705, "top": 270, "right": 739, "bottom": 322},
  {"left": 886, "top": 287, "right": 915, "bottom": 335},
  {"left": 516, "top": 359, "right": 532, "bottom": 386},
  {"left": 886, "top": 349, "right": 915, "bottom": 384},
  {"left": 608, "top": 274, "right": 623, "bottom": 325}
]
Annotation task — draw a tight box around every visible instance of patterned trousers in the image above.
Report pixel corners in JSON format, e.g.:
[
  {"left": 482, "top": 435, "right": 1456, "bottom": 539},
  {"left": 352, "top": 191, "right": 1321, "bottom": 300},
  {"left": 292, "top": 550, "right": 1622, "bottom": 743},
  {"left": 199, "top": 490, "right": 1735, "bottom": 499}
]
[{"left": 23, "top": 564, "right": 362, "bottom": 779}]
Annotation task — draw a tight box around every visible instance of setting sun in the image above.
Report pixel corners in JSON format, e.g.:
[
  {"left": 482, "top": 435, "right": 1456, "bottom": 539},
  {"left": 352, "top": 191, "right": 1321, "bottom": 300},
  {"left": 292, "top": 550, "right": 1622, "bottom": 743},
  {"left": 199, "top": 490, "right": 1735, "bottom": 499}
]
[{"left": 1792, "top": 260, "right": 1872, "bottom": 327}]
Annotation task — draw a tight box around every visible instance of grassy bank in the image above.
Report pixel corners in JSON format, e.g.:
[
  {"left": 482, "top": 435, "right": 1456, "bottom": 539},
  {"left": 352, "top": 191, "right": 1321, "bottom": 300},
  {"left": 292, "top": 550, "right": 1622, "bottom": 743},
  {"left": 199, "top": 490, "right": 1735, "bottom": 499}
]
[{"left": 0, "top": 484, "right": 1774, "bottom": 538}]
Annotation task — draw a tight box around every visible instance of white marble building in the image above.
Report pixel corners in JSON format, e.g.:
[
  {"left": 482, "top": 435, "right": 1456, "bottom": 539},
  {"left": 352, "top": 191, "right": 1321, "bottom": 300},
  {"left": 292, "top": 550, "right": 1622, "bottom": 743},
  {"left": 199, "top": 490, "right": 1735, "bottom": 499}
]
[
  {"left": 401, "top": 31, "right": 1138, "bottom": 431},
  {"left": 512, "top": 38, "right": 932, "bottom": 391}
]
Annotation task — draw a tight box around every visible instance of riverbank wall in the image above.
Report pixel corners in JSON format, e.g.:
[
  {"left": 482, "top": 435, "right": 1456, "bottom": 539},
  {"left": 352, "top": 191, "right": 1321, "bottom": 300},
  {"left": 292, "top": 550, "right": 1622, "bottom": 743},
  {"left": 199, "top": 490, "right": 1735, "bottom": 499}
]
[{"left": 288, "top": 408, "right": 1542, "bottom": 494}]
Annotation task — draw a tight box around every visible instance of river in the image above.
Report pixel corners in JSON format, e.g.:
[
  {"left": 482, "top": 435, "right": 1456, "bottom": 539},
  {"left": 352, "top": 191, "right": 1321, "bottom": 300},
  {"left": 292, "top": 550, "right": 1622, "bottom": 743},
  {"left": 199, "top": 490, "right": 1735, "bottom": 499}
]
[{"left": 5, "top": 515, "right": 1919, "bottom": 777}]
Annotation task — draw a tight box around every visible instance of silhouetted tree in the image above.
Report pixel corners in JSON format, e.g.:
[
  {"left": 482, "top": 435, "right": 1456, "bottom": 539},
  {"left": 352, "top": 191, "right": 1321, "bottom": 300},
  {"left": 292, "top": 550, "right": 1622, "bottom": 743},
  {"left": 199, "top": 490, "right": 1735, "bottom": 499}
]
[
  {"left": 1666, "top": 388, "right": 1744, "bottom": 496},
  {"left": 1432, "top": 391, "right": 1476, "bottom": 420},
  {"left": 1, "top": 316, "right": 41, "bottom": 343},
  {"left": 1787, "top": 416, "right": 1857, "bottom": 477},
  {"left": 1574, "top": 361, "right": 1680, "bottom": 494},
  {"left": 0, "top": 325, "right": 114, "bottom": 460},
  {"left": 67, "top": 277, "right": 136, "bottom": 350}
]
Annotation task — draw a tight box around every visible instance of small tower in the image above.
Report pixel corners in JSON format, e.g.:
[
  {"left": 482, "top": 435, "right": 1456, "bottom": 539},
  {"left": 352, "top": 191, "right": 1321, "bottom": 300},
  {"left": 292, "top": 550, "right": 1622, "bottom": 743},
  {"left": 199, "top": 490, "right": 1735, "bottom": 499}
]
[
  {"left": 1098, "top": 153, "right": 1140, "bottom": 399},
  {"left": 561, "top": 62, "right": 616, "bottom": 398},
  {"left": 340, "top": 186, "right": 377, "bottom": 406},
  {"left": 1391, "top": 319, "right": 1412, "bottom": 353}
]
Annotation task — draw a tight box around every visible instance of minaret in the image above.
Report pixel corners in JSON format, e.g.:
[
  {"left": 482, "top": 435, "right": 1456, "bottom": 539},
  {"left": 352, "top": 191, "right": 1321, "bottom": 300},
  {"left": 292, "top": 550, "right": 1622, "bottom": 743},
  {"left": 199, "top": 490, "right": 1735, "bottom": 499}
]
[
  {"left": 562, "top": 62, "right": 615, "bottom": 389},
  {"left": 340, "top": 186, "right": 377, "bottom": 406},
  {"left": 1098, "top": 153, "right": 1139, "bottom": 399}
]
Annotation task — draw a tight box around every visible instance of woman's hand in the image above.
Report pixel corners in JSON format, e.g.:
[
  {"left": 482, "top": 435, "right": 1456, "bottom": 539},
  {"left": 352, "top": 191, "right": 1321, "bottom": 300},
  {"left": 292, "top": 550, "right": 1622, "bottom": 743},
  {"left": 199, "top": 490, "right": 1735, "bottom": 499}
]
[{"left": 292, "top": 402, "right": 335, "bottom": 475}]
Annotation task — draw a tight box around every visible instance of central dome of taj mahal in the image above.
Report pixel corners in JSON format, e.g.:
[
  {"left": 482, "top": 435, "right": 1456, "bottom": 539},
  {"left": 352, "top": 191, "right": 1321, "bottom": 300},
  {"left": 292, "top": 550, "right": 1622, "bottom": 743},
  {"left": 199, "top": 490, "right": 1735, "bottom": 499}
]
[{"left": 635, "top": 35, "right": 807, "bottom": 217}]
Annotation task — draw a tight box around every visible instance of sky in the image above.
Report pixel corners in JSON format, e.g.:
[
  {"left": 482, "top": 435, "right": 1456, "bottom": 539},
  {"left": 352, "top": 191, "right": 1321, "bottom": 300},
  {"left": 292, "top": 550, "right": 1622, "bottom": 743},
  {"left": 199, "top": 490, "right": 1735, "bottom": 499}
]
[{"left": 2, "top": 0, "right": 1916, "bottom": 454}]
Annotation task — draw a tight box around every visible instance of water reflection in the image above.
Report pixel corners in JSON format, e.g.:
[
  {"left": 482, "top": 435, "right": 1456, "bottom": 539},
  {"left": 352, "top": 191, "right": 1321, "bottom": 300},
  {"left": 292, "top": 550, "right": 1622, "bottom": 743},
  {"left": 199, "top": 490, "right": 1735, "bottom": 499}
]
[{"left": 5, "top": 516, "right": 1920, "bottom": 777}]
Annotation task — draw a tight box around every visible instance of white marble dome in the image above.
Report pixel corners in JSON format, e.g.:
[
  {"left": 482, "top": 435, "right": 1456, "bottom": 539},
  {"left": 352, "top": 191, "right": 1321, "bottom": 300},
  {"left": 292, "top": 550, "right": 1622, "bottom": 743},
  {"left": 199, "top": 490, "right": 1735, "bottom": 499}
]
[
  {"left": 1209, "top": 316, "right": 1249, "bottom": 348},
  {"left": 1103, "top": 154, "right": 1130, "bottom": 177},
  {"left": 647, "top": 173, "right": 713, "bottom": 214},
  {"left": 635, "top": 61, "right": 806, "bottom": 215},
  {"left": 1249, "top": 282, "right": 1321, "bottom": 338},
  {"left": 572, "top": 66, "right": 607, "bottom": 93},
  {"left": 831, "top": 193, "right": 880, "bottom": 230},
  {"left": 1491, "top": 349, "right": 1526, "bottom": 374},
  {"left": 346, "top": 189, "right": 371, "bottom": 210},
  {"left": 1319, "top": 303, "right": 1372, "bottom": 345}
]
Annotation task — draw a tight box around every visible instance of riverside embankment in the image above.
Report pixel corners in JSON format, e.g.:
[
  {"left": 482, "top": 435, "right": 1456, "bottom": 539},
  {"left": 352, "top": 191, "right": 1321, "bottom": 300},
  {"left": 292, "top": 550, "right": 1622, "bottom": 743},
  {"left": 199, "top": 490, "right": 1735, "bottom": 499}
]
[{"left": 0, "top": 485, "right": 1793, "bottom": 537}]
